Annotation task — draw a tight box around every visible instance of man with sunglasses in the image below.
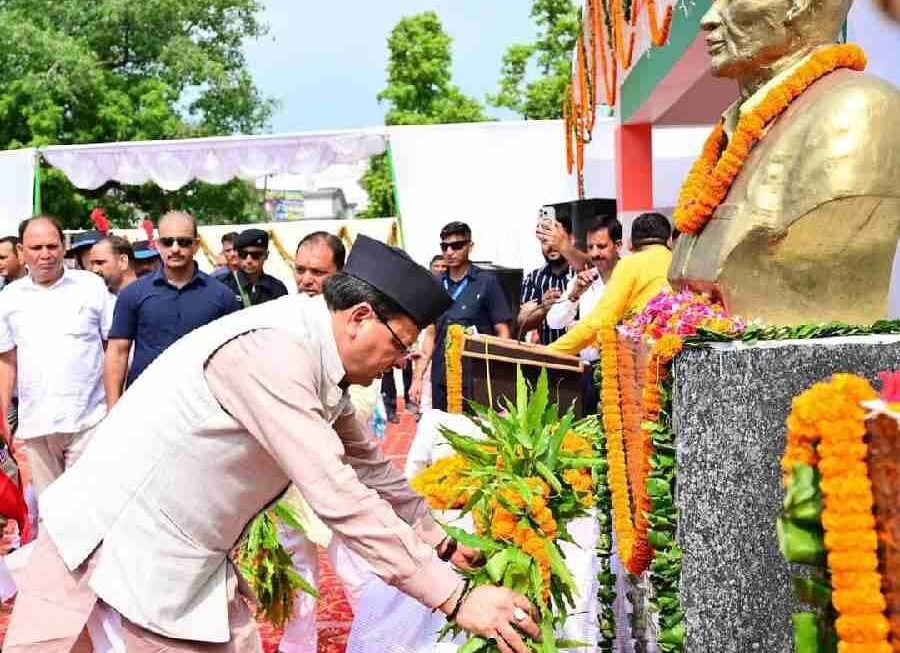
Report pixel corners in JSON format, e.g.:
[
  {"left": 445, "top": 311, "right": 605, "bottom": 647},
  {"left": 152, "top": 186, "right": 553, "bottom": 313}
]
[
  {"left": 104, "top": 211, "right": 241, "bottom": 408},
  {"left": 410, "top": 222, "right": 512, "bottom": 412},
  {"left": 5, "top": 236, "right": 541, "bottom": 653},
  {"left": 221, "top": 228, "right": 288, "bottom": 308}
]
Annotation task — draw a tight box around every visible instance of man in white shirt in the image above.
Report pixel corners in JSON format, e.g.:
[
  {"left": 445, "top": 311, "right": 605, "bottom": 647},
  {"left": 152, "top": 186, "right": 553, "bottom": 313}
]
[
  {"left": 0, "top": 216, "right": 114, "bottom": 495},
  {"left": 546, "top": 217, "right": 621, "bottom": 412}
]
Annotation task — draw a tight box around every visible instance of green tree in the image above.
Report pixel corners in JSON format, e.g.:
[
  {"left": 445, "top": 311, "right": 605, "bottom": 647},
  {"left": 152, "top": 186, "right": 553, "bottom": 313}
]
[
  {"left": 0, "top": 0, "right": 273, "bottom": 228},
  {"left": 362, "top": 11, "right": 486, "bottom": 217},
  {"left": 488, "top": 0, "right": 580, "bottom": 120}
]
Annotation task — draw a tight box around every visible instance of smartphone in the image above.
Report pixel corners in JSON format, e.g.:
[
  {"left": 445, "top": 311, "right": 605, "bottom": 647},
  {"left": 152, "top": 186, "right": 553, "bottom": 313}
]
[{"left": 537, "top": 205, "right": 557, "bottom": 229}]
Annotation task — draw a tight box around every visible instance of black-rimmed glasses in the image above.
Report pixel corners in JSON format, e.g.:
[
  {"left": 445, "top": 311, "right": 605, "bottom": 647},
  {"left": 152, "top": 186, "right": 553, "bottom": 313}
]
[{"left": 373, "top": 310, "right": 414, "bottom": 357}]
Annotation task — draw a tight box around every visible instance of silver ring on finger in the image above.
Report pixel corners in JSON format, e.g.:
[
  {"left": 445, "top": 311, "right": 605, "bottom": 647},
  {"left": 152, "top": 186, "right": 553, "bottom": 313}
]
[{"left": 512, "top": 607, "right": 528, "bottom": 622}]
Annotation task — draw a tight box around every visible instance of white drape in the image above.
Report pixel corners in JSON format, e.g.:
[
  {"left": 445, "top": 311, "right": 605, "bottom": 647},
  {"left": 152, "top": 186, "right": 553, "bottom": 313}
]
[
  {"left": 41, "top": 130, "right": 386, "bottom": 192},
  {"left": 0, "top": 148, "right": 36, "bottom": 237}
]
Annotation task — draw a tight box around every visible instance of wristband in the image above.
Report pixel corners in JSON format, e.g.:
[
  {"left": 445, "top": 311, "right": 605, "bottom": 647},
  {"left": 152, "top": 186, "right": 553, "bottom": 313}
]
[
  {"left": 447, "top": 578, "right": 471, "bottom": 622},
  {"left": 438, "top": 537, "right": 458, "bottom": 562}
]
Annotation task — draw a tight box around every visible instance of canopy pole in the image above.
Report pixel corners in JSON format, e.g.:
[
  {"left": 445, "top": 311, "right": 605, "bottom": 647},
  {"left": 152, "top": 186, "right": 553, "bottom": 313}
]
[
  {"left": 33, "top": 154, "right": 42, "bottom": 215},
  {"left": 386, "top": 141, "right": 404, "bottom": 247}
]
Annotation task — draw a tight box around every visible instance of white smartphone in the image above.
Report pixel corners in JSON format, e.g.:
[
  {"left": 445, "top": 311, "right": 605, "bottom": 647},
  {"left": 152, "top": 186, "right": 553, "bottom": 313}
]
[{"left": 537, "top": 205, "right": 557, "bottom": 229}]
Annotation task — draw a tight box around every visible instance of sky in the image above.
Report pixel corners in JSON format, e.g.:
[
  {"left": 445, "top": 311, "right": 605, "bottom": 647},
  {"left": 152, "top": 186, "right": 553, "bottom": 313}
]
[{"left": 244, "top": 0, "right": 539, "bottom": 133}]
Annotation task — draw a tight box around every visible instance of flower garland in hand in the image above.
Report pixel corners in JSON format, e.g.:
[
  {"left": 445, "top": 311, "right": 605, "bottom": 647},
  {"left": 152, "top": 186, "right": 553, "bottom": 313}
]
[
  {"left": 674, "top": 44, "right": 867, "bottom": 235},
  {"left": 782, "top": 374, "right": 891, "bottom": 653}
]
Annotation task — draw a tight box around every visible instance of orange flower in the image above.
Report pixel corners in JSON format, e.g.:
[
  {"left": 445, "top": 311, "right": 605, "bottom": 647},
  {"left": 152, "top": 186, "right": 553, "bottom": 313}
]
[
  {"left": 674, "top": 44, "right": 866, "bottom": 235},
  {"left": 782, "top": 373, "right": 888, "bottom": 652}
]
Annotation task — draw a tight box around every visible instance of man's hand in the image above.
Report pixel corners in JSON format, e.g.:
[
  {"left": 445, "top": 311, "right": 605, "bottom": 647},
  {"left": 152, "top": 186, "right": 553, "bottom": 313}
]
[
  {"left": 446, "top": 585, "right": 541, "bottom": 653},
  {"left": 569, "top": 268, "right": 598, "bottom": 302},
  {"left": 0, "top": 415, "right": 10, "bottom": 448},
  {"left": 535, "top": 220, "right": 567, "bottom": 251},
  {"left": 540, "top": 288, "right": 562, "bottom": 308},
  {"left": 447, "top": 542, "right": 484, "bottom": 572},
  {"left": 409, "top": 376, "right": 423, "bottom": 405}
]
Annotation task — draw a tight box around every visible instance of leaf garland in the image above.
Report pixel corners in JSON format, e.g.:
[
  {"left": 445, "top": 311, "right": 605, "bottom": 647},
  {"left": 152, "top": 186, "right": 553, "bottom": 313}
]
[{"left": 238, "top": 504, "right": 319, "bottom": 629}]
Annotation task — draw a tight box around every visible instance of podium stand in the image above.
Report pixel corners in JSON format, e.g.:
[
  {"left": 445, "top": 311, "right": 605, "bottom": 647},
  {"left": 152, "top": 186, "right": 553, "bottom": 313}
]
[{"left": 460, "top": 334, "right": 584, "bottom": 414}]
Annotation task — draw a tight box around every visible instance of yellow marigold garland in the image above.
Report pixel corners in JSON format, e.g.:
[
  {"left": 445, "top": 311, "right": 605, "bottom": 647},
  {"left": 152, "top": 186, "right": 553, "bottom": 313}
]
[
  {"left": 674, "top": 44, "right": 867, "bottom": 236},
  {"left": 783, "top": 374, "right": 891, "bottom": 653},
  {"left": 410, "top": 454, "right": 473, "bottom": 511},
  {"left": 445, "top": 324, "right": 466, "bottom": 414}
]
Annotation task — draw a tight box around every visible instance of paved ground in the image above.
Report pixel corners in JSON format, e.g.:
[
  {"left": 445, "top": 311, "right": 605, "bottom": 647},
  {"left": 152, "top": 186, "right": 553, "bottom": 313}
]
[{"left": 0, "top": 408, "right": 419, "bottom": 653}]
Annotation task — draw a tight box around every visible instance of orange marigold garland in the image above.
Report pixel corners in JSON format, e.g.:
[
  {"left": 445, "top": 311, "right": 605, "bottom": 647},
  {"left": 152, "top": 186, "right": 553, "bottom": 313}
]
[
  {"left": 445, "top": 324, "right": 466, "bottom": 414},
  {"left": 600, "top": 324, "right": 653, "bottom": 574},
  {"left": 674, "top": 44, "right": 867, "bottom": 236},
  {"left": 781, "top": 374, "right": 891, "bottom": 653}
]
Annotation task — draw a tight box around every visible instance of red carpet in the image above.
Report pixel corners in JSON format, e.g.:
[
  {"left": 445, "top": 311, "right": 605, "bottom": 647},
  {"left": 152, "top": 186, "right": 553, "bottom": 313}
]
[{"left": 0, "top": 410, "right": 419, "bottom": 653}]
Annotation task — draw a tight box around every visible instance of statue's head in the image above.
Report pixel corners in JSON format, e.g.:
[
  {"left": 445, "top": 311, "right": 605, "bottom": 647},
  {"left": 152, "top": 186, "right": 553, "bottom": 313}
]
[{"left": 700, "top": 0, "right": 852, "bottom": 78}]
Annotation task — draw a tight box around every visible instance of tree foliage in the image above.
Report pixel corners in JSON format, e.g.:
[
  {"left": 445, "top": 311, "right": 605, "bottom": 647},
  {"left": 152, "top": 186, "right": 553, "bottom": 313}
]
[
  {"left": 0, "top": 0, "right": 273, "bottom": 229},
  {"left": 488, "top": 0, "right": 580, "bottom": 120},
  {"left": 362, "top": 11, "right": 487, "bottom": 218}
]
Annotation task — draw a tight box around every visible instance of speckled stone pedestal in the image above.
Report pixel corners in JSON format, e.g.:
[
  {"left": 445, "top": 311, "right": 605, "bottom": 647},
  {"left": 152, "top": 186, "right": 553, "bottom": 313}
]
[{"left": 672, "top": 336, "right": 900, "bottom": 653}]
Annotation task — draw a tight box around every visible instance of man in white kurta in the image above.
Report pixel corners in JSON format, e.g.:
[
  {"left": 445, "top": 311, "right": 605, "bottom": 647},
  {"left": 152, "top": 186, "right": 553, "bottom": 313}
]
[{"left": 4, "top": 236, "right": 541, "bottom": 653}]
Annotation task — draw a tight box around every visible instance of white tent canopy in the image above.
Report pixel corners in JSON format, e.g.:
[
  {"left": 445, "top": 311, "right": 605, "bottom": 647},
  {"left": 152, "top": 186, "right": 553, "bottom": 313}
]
[{"left": 41, "top": 128, "right": 386, "bottom": 192}]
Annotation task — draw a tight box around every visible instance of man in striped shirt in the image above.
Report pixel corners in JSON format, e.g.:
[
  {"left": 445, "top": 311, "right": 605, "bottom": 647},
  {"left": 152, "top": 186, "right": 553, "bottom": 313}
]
[{"left": 517, "top": 217, "right": 576, "bottom": 344}]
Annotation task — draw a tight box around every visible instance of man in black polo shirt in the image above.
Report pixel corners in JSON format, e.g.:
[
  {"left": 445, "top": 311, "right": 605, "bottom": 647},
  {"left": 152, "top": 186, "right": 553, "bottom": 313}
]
[
  {"left": 104, "top": 211, "right": 241, "bottom": 407},
  {"left": 220, "top": 228, "right": 288, "bottom": 308},
  {"left": 517, "top": 216, "right": 576, "bottom": 344},
  {"left": 409, "top": 221, "right": 512, "bottom": 412}
]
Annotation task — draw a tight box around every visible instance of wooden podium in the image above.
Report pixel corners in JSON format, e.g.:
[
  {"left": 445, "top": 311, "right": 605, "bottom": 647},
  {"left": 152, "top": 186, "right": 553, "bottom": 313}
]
[{"left": 459, "top": 334, "right": 585, "bottom": 415}]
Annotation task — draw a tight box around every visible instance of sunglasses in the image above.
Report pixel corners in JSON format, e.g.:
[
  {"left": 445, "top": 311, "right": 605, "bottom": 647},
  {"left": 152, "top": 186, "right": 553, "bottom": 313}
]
[
  {"left": 158, "top": 237, "right": 196, "bottom": 248},
  {"left": 238, "top": 249, "right": 266, "bottom": 260},
  {"left": 440, "top": 240, "right": 470, "bottom": 252}
]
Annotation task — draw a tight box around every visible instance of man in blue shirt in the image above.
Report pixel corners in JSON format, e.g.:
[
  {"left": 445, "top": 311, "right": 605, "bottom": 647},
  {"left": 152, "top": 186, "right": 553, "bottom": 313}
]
[
  {"left": 103, "top": 211, "right": 240, "bottom": 407},
  {"left": 409, "top": 221, "right": 512, "bottom": 412}
]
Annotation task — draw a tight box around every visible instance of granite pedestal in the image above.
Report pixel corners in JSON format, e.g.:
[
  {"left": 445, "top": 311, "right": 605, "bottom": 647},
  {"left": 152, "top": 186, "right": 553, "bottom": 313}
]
[{"left": 672, "top": 336, "right": 900, "bottom": 653}]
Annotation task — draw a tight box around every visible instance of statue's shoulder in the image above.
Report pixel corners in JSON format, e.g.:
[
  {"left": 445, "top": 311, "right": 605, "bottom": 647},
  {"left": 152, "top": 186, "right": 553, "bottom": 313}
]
[{"left": 797, "top": 69, "right": 900, "bottom": 142}]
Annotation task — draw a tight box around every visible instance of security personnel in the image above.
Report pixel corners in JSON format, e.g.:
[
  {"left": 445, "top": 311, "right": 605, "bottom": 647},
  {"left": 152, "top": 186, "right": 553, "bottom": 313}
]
[{"left": 220, "top": 228, "right": 288, "bottom": 307}]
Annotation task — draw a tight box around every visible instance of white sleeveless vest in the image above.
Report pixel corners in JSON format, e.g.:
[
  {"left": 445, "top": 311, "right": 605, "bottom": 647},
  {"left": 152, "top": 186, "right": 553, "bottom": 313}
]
[{"left": 39, "top": 294, "right": 349, "bottom": 643}]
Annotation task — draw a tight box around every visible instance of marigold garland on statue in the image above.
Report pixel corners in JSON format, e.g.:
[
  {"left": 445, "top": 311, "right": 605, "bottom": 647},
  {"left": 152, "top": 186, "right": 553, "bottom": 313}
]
[
  {"left": 674, "top": 44, "right": 867, "bottom": 236},
  {"left": 780, "top": 374, "right": 891, "bottom": 653}
]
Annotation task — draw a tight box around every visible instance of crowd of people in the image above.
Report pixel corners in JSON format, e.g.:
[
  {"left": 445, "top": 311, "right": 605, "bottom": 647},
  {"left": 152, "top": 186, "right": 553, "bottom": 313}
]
[{"left": 0, "top": 207, "right": 674, "bottom": 653}]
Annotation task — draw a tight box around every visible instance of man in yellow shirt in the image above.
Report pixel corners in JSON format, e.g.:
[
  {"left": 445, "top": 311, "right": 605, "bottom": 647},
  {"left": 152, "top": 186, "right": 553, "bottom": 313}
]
[{"left": 549, "top": 213, "right": 672, "bottom": 356}]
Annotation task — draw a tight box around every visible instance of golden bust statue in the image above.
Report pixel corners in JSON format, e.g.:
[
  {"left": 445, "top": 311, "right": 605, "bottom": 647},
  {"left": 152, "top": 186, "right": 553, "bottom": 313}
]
[{"left": 668, "top": 0, "right": 900, "bottom": 324}]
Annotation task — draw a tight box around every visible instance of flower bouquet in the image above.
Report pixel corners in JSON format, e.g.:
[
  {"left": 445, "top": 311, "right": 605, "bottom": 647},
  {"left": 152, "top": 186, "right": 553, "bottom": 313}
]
[
  {"left": 412, "top": 367, "right": 608, "bottom": 653},
  {"left": 620, "top": 289, "right": 746, "bottom": 344}
]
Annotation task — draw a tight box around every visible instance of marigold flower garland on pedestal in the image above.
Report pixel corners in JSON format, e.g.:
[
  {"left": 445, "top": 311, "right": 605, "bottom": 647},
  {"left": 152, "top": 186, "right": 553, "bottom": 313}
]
[
  {"left": 674, "top": 44, "right": 867, "bottom": 236},
  {"left": 445, "top": 324, "right": 466, "bottom": 414},
  {"left": 599, "top": 324, "right": 653, "bottom": 574},
  {"left": 781, "top": 374, "right": 891, "bottom": 653}
]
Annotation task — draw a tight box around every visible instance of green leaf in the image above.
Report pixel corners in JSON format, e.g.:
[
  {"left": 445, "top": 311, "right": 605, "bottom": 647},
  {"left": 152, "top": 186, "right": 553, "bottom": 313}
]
[
  {"left": 544, "top": 539, "right": 578, "bottom": 595},
  {"left": 440, "top": 523, "right": 503, "bottom": 554},
  {"left": 486, "top": 549, "right": 514, "bottom": 583},
  {"left": 791, "top": 612, "right": 819, "bottom": 653},
  {"left": 458, "top": 637, "right": 489, "bottom": 653},
  {"left": 535, "top": 461, "right": 563, "bottom": 493},
  {"left": 527, "top": 369, "right": 550, "bottom": 437}
]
